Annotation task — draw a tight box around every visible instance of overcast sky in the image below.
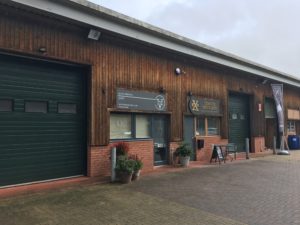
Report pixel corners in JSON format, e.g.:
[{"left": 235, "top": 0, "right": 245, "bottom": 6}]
[{"left": 89, "top": 0, "right": 300, "bottom": 78}]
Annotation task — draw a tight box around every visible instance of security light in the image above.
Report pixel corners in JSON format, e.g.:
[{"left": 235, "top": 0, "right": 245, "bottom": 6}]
[
  {"left": 88, "top": 29, "right": 101, "bottom": 40},
  {"left": 175, "top": 67, "right": 181, "bottom": 75}
]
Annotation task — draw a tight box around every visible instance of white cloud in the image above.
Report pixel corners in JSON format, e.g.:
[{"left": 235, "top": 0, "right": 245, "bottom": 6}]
[{"left": 89, "top": 0, "right": 300, "bottom": 78}]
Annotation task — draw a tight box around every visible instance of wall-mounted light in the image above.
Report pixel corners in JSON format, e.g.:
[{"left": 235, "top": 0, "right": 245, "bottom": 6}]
[
  {"left": 88, "top": 29, "right": 101, "bottom": 40},
  {"left": 175, "top": 67, "right": 186, "bottom": 75},
  {"left": 258, "top": 103, "right": 262, "bottom": 112},
  {"left": 38, "top": 47, "right": 47, "bottom": 53},
  {"left": 262, "top": 79, "right": 268, "bottom": 85},
  {"left": 175, "top": 68, "right": 181, "bottom": 75}
]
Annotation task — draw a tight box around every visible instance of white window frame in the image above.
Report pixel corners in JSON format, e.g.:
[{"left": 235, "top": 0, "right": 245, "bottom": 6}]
[{"left": 287, "top": 120, "right": 296, "bottom": 135}]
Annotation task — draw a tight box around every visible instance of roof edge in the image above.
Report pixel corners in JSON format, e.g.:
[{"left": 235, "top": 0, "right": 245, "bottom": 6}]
[{"left": 8, "top": 0, "right": 300, "bottom": 87}]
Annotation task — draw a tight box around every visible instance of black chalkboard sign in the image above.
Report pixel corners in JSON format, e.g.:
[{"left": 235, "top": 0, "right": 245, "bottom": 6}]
[{"left": 210, "top": 145, "right": 225, "bottom": 164}]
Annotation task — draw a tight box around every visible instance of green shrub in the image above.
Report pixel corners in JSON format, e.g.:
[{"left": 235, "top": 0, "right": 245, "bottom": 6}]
[
  {"left": 115, "top": 158, "right": 135, "bottom": 174},
  {"left": 175, "top": 142, "right": 193, "bottom": 157},
  {"left": 134, "top": 158, "right": 144, "bottom": 171}
]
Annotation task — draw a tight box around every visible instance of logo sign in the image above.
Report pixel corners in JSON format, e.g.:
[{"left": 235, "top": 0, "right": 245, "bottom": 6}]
[
  {"left": 117, "top": 89, "right": 166, "bottom": 111},
  {"left": 154, "top": 95, "right": 165, "bottom": 110},
  {"left": 188, "top": 97, "right": 221, "bottom": 116}
]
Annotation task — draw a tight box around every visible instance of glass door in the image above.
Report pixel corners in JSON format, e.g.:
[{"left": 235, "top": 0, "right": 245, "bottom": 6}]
[{"left": 152, "top": 115, "right": 169, "bottom": 165}]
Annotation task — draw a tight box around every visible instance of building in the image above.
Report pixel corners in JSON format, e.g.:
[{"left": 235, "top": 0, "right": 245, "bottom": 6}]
[{"left": 1, "top": 0, "right": 300, "bottom": 187}]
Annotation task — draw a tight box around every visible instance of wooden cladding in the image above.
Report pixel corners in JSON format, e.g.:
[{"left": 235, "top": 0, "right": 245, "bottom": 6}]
[{"left": 1, "top": 4, "right": 300, "bottom": 145}]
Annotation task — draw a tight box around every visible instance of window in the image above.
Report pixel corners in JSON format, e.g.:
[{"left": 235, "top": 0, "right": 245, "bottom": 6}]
[
  {"left": 110, "top": 113, "right": 152, "bottom": 140},
  {"left": 25, "top": 101, "right": 47, "bottom": 113},
  {"left": 58, "top": 103, "right": 77, "bottom": 114},
  {"left": 196, "top": 117, "right": 205, "bottom": 136},
  {"left": 136, "top": 115, "right": 151, "bottom": 138},
  {"left": 287, "top": 120, "right": 296, "bottom": 134},
  {"left": 0, "top": 99, "right": 13, "bottom": 112},
  {"left": 110, "top": 114, "right": 132, "bottom": 139},
  {"left": 196, "top": 116, "right": 220, "bottom": 136},
  {"left": 207, "top": 117, "right": 220, "bottom": 135}
]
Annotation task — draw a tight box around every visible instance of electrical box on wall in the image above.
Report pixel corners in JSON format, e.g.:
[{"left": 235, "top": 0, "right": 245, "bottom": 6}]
[{"left": 197, "top": 139, "right": 204, "bottom": 149}]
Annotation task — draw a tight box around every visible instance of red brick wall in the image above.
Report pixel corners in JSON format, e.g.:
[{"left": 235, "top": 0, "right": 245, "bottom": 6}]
[
  {"left": 126, "top": 140, "right": 154, "bottom": 173},
  {"left": 167, "top": 138, "right": 229, "bottom": 164},
  {"left": 195, "top": 136, "right": 228, "bottom": 162},
  {"left": 87, "top": 140, "right": 154, "bottom": 178},
  {"left": 87, "top": 145, "right": 111, "bottom": 177},
  {"left": 251, "top": 137, "right": 266, "bottom": 153}
]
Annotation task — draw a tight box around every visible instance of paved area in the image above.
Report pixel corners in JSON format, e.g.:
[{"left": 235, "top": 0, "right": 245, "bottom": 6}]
[
  {"left": 130, "top": 152, "right": 300, "bottom": 225},
  {"left": 1, "top": 152, "right": 300, "bottom": 225},
  {"left": 0, "top": 184, "right": 244, "bottom": 225}
]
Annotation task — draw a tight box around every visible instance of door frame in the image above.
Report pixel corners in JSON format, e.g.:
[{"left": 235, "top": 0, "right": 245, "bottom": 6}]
[
  {"left": 152, "top": 114, "right": 170, "bottom": 166},
  {"left": 183, "top": 115, "right": 196, "bottom": 161}
]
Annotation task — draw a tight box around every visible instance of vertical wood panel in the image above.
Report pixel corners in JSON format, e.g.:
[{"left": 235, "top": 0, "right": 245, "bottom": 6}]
[{"left": 1, "top": 4, "right": 300, "bottom": 146}]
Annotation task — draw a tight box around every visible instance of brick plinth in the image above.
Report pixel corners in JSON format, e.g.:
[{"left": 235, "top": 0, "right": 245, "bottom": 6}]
[
  {"left": 251, "top": 137, "right": 266, "bottom": 153},
  {"left": 87, "top": 145, "right": 111, "bottom": 177},
  {"left": 126, "top": 140, "right": 154, "bottom": 173},
  {"left": 88, "top": 140, "right": 154, "bottom": 178},
  {"left": 195, "top": 136, "right": 228, "bottom": 162}
]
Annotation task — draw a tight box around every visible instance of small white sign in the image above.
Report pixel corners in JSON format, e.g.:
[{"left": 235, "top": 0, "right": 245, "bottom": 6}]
[{"left": 88, "top": 29, "right": 101, "bottom": 40}]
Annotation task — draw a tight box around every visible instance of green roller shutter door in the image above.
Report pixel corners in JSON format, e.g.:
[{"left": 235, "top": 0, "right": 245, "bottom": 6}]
[
  {"left": 265, "top": 98, "right": 276, "bottom": 119},
  {"left": 0, "top": 55, "right": 86, "bottom": 187},
  {"left": 228, "top": 94, "right": 250, "bottom": 152}
]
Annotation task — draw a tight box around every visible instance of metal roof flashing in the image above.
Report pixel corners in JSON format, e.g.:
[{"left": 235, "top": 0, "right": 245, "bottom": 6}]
[{"left": 8, "top": 0, "right": 300, "bottom": 87}]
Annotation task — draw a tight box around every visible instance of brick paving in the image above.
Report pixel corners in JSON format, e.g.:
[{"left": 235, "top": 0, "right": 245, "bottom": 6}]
[
  {"left": 1, "top": 151, "right": 300, "bottom": 225},
  {"left": 0, "top": 184, "right": 245, "bottom": 225},
  {"left": 129, "top": 151, "right": 300, "bottom": 225}
]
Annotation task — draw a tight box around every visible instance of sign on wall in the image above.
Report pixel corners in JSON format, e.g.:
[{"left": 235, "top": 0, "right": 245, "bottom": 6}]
[
  {"left": 287, "top": 109, "right": 300, "bottom": 120},
  {"left": 117, "top": 89, "right": 166, "bottom": 111},
  {"left": 188, "top": 96, "right": 221, "bottom": 116}
]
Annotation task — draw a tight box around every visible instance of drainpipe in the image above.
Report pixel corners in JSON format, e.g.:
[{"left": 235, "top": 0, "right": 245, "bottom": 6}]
[
  {"left": 111, "top": 147, "right": 116, "bottom": 182},
  {"left": 273, "top": 136, "right": 277, "bottom": 155},
  {"left": 245, "top": 138, "right": 250, "bottom": 159}
]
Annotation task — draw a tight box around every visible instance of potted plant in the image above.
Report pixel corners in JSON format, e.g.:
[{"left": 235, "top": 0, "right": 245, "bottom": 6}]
[
  {"left": 132, "top": 156, "right": 144, "bottom": 181},
  {"left": 115, "top": 157, "right": 135, "bottom": 183},
  {"left": 175, "top": 142, "right": 193, "bottom": 167}
]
